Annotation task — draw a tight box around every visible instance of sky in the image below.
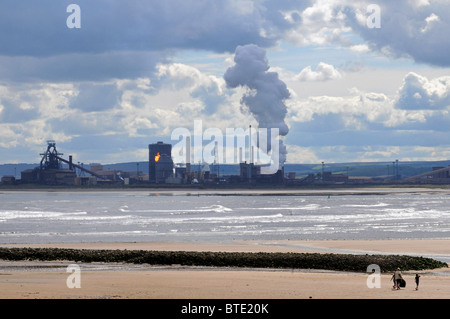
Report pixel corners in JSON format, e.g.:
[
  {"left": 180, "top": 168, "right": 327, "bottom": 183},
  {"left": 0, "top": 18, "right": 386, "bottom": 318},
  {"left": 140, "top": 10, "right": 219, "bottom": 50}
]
[{"left": 1, "top": 0, "right": 450, "bottom": 166}]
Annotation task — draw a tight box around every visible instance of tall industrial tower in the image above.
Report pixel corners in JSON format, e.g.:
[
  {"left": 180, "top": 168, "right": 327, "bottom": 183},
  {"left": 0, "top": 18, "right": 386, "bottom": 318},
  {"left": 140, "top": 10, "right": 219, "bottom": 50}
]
[{"left": 148, "top": 141, "right": 173, "bottom": 183}]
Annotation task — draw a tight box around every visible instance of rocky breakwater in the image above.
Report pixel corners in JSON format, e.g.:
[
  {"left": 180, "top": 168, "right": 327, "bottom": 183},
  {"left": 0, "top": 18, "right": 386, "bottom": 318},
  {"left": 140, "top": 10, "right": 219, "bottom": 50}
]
[{"left": 0, "top": 247, "right": 447, "bottom": 272}]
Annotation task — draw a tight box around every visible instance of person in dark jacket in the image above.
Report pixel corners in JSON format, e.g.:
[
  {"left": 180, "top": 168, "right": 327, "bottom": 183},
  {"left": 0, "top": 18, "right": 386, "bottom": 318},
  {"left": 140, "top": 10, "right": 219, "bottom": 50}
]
[{"left": 415, "top": 273, "right": 421, "bottom": 290}]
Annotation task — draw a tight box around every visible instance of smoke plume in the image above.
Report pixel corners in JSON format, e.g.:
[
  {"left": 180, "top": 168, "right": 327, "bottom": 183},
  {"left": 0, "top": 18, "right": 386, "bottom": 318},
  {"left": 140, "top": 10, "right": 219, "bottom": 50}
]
[{"left": 224, "top": 44, "right": 290, "bottom": 167}]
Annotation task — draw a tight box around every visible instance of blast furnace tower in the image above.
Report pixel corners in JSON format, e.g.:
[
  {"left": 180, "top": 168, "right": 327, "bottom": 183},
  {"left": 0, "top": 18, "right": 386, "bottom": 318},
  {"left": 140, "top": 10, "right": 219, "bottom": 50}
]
[{"left": 149, "top": 141, "right": 173, "bottom": 183}]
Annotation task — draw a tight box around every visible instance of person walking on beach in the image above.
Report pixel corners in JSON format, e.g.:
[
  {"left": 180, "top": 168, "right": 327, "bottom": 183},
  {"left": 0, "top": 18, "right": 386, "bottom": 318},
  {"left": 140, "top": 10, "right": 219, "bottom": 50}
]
[
  {"left": 415, "top": 274, "right": 421, "bottom": 290},
  {"left": 391, "top": 273, "right": 396, "bottom": 289},
  {"left": 394, "top": 268, "right": 403, "bottom": 290}
]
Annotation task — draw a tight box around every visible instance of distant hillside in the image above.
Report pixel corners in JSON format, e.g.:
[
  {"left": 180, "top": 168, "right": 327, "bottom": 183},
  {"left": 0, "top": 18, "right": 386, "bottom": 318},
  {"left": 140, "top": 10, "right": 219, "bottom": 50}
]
[
  {"left": 2, "top": 160, "right": 450, "bottom": 180},
  {"left": 284, "top": 161, "right": 450, "bottom": 178}
]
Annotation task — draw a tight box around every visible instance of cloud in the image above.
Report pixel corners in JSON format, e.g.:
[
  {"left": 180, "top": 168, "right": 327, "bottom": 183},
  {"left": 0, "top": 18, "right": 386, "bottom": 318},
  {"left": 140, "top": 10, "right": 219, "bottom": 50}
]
[
  {"left": 0, "top": 83, "right": 75, "bottom": 124},
  {"left": 295, "top": 62, "right": 342, "bottom": 81},
  {"left": 0, "top": 51, "right": 168, "bottom": 82},
  {"left": 155, "top": 63, "right": 228, "bottom": 115},
  {"left": 344, "top": 0, "right": 450, "bottom": 66},
  {"left": 288, "top": 88, "right": 392, "bottom": 128},
  {"left": 2, "top": 1, "right": 450, "bottom": 165},
  {"left": 283, "top": 67, "right": 450, "bottom": 164},
  {"left": 69, "top": 82, "right": 121, "bottom": 112},
  {"left": 0, "top": 0, "right": 293, "bottom": 58},
  {"left": 2, "top": 0, "right": 449, "bottom": 84},
  {"left": 281, "top": 1, "right": 450, "bottom": 67},
  {"left": 421, "top": 13, "right": 440, "bottom": 33},
  {"left": 0, "top": 0, "right": 304, "bottom": 83},
  {"left": 286, "top": 144, "right": 319, "bottom": 164},
  {"left": 0, "top": 61, "right": 246, "bottom": 163},
  {"left": 395, "top": 72, "right": 450, "bottom": 110},
  {"left": 282, "top": 0, "right": 350, "bottom": 47}
]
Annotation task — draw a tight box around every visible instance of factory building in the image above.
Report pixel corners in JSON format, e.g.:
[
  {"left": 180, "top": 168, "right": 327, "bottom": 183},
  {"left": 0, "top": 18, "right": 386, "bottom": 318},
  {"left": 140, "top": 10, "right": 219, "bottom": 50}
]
[
  {"left": 239, "top": 162, "right": 259, "bottom": 182},
  {"left": 404, "top": 165, "right": 450, "bottom": 184},
  {"left": 149, "top": 141, "right": 174, "bottom": 183},
  {"left": 20, "top": 141, "right": 106, "bottom": 185}
]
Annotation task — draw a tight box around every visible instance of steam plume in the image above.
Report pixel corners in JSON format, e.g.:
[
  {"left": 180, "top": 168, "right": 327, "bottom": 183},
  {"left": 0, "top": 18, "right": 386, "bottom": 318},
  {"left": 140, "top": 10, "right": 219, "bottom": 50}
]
[{"left": 224, "top": 44, "right": 290, "bottom": 166}]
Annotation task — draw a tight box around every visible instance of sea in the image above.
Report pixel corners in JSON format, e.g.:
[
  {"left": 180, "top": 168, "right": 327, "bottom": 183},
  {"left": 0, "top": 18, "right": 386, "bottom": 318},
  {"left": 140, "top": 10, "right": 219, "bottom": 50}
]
[{"left": 1, "top": 190, "right": 450, "bottom": 262}]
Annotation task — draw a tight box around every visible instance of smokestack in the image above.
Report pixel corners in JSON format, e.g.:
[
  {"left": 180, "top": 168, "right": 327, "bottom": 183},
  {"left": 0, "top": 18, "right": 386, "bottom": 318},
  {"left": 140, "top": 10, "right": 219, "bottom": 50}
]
[
  {"left": 186, "top": 136, "right": 191, "bottom": 175},
  {"left": 214, "top": 141, "right": 218, "bottom": 164},
  {"left": 249, "top": 125, "right": 252, "bottom": 164},
  {"left": 224, "top": 44, "right": 290, "bottom": 169},
  {"left": 251, "top": 146, "right": 254, "bottom": 164}
]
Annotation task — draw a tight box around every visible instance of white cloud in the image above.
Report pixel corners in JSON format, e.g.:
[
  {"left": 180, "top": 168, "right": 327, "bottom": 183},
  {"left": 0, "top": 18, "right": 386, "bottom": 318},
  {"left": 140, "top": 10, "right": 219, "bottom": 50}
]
[
  {"left": 421, "top": 13, "right": 440, "bottom": 33},
  {"left": 288, "top": 70, "right": 450, "bottom": 134},
  {"left": 288, "top": 88, "right": 392, "bottom": 128},
  {"left": 349, "top": 44, "right": 370, "bottom": 53},
  {"left": 0, "top": 124, "right": 18, "bottom": 148},
  {"left": 282, "top": 0, "right": 350, "bottom": 47},
  {"left": 295, "top": 62, "right": 342, "bottom": 81},
  {"left": 395, "top": 72, "right": 450, "bottom": 110},
  {"left": 357, "top": 146, "right": 401, "bottom": 162},
  {"left": 286, "top": 144, "right": 319, "bottom": 164},
  {"left": 156, "top": 63, "right": 227, "bottom": 114}
]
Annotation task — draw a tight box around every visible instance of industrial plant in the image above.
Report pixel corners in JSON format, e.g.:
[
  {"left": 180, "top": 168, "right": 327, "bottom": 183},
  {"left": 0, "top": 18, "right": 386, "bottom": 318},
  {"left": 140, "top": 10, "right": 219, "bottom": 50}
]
[
  {"left": 5, "top": 140, "right": 287, "bottom": 186},
  {"left": 2, "top": 139, "right": 450, "bottom": 187}
]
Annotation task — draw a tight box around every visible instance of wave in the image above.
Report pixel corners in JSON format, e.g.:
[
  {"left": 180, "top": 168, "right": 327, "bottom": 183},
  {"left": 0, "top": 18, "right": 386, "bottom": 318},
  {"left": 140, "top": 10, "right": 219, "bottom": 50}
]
[
  {"left": 239, "top": 204, "right": 324, "bottom": 211},
  {"left": 119, "top": 204, "right": 233, "bottom": 214},
  {"left": 0, "top": 210, "right": 87, "bottom": 220},
  {"left": 342, "top": 203, "right": 390, "bottom": 208}
]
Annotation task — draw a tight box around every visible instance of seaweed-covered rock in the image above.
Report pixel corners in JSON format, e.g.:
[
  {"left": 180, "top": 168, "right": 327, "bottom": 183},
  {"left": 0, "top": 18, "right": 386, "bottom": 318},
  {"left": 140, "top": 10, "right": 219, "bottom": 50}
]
[{"left": 0, "top": 247, "right": 447, "bottom": 272}]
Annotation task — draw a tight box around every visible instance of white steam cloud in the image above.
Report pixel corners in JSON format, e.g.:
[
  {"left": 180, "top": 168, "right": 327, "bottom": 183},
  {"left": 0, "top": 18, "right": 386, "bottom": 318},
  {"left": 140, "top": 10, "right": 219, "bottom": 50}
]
[{"left": 224, "top": 44, "right": 290, "bottom": 167}]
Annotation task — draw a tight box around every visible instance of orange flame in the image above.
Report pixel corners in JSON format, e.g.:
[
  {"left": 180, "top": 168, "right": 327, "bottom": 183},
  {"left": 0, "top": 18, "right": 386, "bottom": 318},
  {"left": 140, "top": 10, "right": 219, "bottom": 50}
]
[{"left": 155, "top": 152, "right": 160, "bottom": 162}]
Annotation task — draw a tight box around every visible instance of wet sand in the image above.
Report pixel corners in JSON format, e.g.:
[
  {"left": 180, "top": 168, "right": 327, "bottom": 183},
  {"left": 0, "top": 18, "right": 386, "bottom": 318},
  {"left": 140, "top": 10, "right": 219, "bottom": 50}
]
[{"left": 2, "top": 185, "right": 450, "bottom": 196}]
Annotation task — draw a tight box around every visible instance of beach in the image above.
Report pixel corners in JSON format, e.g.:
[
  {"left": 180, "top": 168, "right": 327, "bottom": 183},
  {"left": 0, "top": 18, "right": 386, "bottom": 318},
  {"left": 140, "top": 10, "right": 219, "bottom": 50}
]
[
  {"left": 1, "top": 239, "right": 449, "bottom": 299},
  {"left": 1, "top": 187, "right": 449, "bottom": 300}
]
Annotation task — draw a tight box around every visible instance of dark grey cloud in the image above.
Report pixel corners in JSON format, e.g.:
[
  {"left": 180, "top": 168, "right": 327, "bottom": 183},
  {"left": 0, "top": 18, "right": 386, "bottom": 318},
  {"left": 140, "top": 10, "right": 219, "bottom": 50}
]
[
  {"left": 69, "top": 82, "right": 120, "bottom": 111},
  {"left": 0, "top": 0, "right": 295, "bottom": 57},
  {"left": 344, "top": 1, "right": 450, "bottom": 67},
  {"left": 60, "top": 133, "right": 151, "bottom": 163},
  {"left": 3, "top": 0, "right": 448, "bottom": 83},
  {"left": 0, "top": 87, "right": 40, "bottom": 123},
  {"left": 191, "top": 83, "right": 228, "bottom": 115},
  {"left": 0, "top": 97, "right": 39, "bottom": 123},
  {"left": 0, "top": 0, "right": 304, "bottom": 82},
  {"left": 288, "top": 119, "right": 450, "bottom": 149},
  {"left": 0, "top": 51, "right": 168, "bottom": 82}
]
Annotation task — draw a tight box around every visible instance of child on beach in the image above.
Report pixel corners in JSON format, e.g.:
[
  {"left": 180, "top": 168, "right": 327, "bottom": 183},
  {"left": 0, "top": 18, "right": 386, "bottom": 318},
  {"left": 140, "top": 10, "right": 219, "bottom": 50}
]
[
  {"left": 391, "top": 273, "right": 396, "bottom": 289},
  {"left": 415, "top": 274, "right": 421, "bottom": 290}
]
